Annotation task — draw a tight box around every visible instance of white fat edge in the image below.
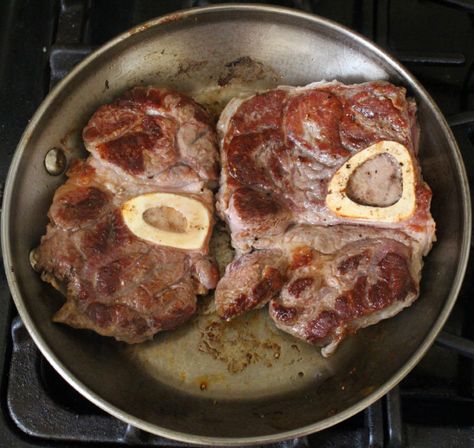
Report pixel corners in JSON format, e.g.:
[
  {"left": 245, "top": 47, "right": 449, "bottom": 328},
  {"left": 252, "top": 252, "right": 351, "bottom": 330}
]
[
  {"left": 277, "top": 79, "right": 348, "bottom": 96},
  {"left": 279, "top": 79, "right": 397, "bottom": 97},
  {"left": 216, "top": 96, "right": 245, "bottom": 141},
  {"left": 145, "top": 107, "right": 167, "bottom": 117},
  {"left": 278, "top": 79, "right": 331, "bottom": 91}
]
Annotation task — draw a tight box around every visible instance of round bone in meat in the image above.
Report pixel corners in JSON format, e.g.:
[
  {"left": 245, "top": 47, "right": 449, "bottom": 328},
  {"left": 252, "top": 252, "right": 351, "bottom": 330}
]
[
  {"left": 325, "top": 140, "right": 416, "bottom": 222},
  {"left": 121, "top": 192, "right": 211, "bottom": 250}
]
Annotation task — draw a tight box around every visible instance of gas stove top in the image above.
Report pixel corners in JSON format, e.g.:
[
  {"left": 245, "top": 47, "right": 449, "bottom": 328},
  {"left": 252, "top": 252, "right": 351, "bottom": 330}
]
[{"left": 0, "top": 1, "right": 473, "bottom": 447}]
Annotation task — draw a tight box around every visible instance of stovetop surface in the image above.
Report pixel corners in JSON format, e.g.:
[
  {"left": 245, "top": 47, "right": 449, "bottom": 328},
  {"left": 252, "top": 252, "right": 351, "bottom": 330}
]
[{"left": 0, "top": 1, "right": 473, "bottom": 447}]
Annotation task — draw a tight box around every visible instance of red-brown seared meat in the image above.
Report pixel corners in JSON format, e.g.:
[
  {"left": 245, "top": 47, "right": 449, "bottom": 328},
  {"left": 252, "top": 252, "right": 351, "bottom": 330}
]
[
  {"left": 215, "top": 250, "right": 287, "bottom": 320},
  {"left": 35, "top": 87, "right": 219, "bottom": 343},
  {"left": 269, "top": 236, "right": 418, "bottom": 356},
  {"left": 83, "top": 87, "right": 218, "bottom": 187},
  {"left": 215, "top": 81, "right": 435, "bottom": 356},
  {"left": 217, "top": 81, "right": 435, "bottom": 253}
]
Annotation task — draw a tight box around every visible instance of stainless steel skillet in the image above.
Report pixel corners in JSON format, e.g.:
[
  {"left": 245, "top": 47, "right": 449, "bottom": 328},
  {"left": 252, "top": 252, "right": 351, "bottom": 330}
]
[{"left": 1, "top": 5, "right": 471, "bottom": 445}]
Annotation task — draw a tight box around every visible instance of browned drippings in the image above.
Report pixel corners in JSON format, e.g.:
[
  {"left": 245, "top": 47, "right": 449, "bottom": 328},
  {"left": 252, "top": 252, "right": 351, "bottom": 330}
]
[
  {"left": 175, "top": 60, "right": 208, "bottom": 77},
  {"left": 217, "top": 56, "right": 278, "bottom": 87},
  {"left": 198, "top": 317, "right": 282, "bottom": 374}
]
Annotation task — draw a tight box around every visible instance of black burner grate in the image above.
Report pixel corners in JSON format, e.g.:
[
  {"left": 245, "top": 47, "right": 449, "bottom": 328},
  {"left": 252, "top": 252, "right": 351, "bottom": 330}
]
[{"left": 0, "top": 1, "right": 473, "bottom": 447}]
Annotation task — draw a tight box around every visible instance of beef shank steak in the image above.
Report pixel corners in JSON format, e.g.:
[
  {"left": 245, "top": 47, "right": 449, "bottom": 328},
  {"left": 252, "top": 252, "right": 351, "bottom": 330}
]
[
  {"left": 215, "top": 81, "right": 435, "bottom": 356},
  {"left": 35, "top": 86, "right": 219, "bottom": 343}
]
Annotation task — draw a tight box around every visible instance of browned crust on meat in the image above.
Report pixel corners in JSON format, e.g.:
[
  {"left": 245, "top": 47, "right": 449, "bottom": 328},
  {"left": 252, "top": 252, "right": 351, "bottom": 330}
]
[
  {"left": 36, "top": 87, "right": 219, "bottom": 343},
  {"left": 216, "top": 81, "right": 433, "bottom": 355}
]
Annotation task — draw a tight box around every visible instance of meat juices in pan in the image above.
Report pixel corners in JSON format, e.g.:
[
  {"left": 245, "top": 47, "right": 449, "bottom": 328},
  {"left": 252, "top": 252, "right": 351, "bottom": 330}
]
[
  {"left": 35, "top": 87, "right": 219, "bottom": 343},
  {"left": 215, "top": 81, "right": 435, "bottom": 356}
]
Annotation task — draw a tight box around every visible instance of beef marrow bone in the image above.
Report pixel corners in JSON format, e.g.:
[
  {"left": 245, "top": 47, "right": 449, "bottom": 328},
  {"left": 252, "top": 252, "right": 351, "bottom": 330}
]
[
  {"left": 122, "top": 192, "right": 211, "bottom": 250},
  {"left": 326, "top": 141, "right": 415, "bottom": 222}
]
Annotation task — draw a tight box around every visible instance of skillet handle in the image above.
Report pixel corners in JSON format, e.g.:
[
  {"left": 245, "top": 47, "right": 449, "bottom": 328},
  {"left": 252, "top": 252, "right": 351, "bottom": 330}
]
[
  {"left": 447, "top": 111, "right": 474, "bottom": 128},
  {"left": 435, "top": 331, "right": 474, "bottom": 359}
]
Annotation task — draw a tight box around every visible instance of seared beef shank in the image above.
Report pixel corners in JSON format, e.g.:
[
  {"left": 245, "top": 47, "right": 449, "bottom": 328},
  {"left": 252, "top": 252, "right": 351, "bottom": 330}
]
[
  {"left": 35, "top": 87, "right": 219, "bottom": 343},
  {"left": 215, "top": 81, "right": 435, "bottom": 356}
]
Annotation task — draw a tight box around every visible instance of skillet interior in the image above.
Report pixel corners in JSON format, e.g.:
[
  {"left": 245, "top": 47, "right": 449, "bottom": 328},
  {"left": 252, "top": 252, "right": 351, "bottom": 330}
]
[{"left": 1, "top": 5, "right": 470, "bottom": 445}]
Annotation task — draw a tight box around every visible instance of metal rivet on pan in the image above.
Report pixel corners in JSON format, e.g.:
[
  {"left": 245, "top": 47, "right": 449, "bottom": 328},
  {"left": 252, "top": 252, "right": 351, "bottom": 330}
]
[
  {"left": 29, "top": 249, "right": 41, "bottom": 272},
  {"left": 44, "top": 147, "right": 67, "bottom": 175}
]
